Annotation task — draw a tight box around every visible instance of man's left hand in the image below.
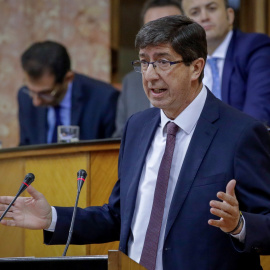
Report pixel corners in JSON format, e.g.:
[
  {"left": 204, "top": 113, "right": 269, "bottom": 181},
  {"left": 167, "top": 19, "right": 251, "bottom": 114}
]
[{"left": 208, "top": 179, "right": 243, "bottom": 234}]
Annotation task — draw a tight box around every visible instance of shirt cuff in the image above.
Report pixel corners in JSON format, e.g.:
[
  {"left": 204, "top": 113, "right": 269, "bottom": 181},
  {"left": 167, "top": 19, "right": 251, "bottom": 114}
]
[
  {"left": 45, "top": 206, "right": 57, "bottom": 232},
  {"left": 230, "top": 215, "right": 246, "bottom": 243}
]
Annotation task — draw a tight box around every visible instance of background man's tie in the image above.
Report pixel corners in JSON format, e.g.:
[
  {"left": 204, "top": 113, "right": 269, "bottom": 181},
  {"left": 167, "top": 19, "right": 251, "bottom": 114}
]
[
  {"left": 208, "top": 57, "right": 221, "bottom": 99},
  {"left": 140, "top": 121, "right": 179, "bottom": 270}
]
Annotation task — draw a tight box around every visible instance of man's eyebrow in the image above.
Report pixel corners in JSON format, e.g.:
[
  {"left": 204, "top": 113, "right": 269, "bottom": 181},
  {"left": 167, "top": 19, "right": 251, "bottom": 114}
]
[
  {"left": 189, "top": 1, "right": 217, "bottom": 11},
  {"left": 139, "top": 52, "right": 172, "bottom": 58}
]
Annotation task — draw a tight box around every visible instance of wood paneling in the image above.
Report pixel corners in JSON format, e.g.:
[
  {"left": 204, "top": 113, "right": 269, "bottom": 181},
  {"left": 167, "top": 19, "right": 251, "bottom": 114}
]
[
  {"left": 25, "top": 153, "right": 89, "bottom": 257},
  {"left": 0, "top": 159, "right": 25, "bottom": 257},
  {"left": 1, "top": 140, "right": 269, "bottom": 268},
  {"left": 240, "top": 0, "right": 270, "bottom": 34},
  {"left": 0, "top": 140, "right": 120, "bottom": 258},
  {"left": 88, "top": 150, "right": 120, "bottom": 255},
  {"left": 108, "top": 250, "right": 146, "bottom": 270}
]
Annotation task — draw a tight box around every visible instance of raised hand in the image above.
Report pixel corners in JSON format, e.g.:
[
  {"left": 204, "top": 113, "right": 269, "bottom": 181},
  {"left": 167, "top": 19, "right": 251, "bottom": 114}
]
[
  {"left": 0, "top": 185, "right": 52, "bottom": 230},
  {"left": 208, "top": 179, "right": 243, "bottom": 234}
]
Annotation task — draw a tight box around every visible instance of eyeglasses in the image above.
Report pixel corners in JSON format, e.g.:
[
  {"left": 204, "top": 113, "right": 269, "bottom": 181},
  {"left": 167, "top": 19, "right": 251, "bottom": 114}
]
[
  {"left": 22, "top": 87, "right": 59, "bottom": 101},
  {"left": 132, "top": 59, "right": 184, "bottom": 73}
]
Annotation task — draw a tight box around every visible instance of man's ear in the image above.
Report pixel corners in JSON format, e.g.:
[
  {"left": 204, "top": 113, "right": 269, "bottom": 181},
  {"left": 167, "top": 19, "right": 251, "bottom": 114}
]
[
  {"left": 64, "top": 71, "right": 74, "bottom": 83},
  {"left": 191, "top": 58, "right": 205, "bottom": 81},
  {"left": 226, "top": 7, "right": 235, "bottom": 27}
]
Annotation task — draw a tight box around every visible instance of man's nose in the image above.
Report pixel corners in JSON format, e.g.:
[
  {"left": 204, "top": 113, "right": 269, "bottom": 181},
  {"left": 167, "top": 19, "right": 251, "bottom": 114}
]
[
  {"left": 200, "top": 9, "right": 209, "bottom": 21},
  {"left": 143, "top": 63, "right": 159, "bottom": 82},
  {"left": 32, "top": 94, "right": 43, "bottom": 106}
]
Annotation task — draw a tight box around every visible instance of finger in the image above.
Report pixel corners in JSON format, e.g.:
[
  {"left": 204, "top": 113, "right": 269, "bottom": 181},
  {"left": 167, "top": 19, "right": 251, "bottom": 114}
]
[
  {"left": 226, "top": 179, "right": 236, "bottom": 197},
  {"left": 217, "top": 192, "right": 238, "bottom": 207},
  {"left": 210, "top": 200, "right": 231, "bottom": 214},
  {"left": 0, "top": 211, "right": 14, "bottom": 218},
  {"left": 26, "top": 185, "right": 43, "bottom": 200},
  {"left": 208, "top": 218, "right": 225, "bottom": 228},
  {"left": 210, "top": 207, "right": 231, "bottom": 219},
  {"left": 0, "top": 218, "right": 16, "bottom": 227},
  {"left": 0, "top": 196, "right": 16, "bottom": 205}
]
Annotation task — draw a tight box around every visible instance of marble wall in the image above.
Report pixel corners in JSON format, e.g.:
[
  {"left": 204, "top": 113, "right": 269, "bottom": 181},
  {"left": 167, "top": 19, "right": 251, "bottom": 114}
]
[{"left": 0, "top": 0, "right": 111, "bottom": 148}]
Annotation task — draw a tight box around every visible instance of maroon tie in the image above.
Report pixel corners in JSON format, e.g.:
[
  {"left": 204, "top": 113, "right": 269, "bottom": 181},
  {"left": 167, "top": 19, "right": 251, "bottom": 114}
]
[{"left": 140, "top": 121, "right": 179, "bottom": 270}]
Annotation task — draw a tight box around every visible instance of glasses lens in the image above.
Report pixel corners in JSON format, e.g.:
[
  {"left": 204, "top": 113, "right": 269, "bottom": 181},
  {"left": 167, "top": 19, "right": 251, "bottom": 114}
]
[
  {"left": 22, "top": 87, "right": 56, "bottom": 101},
  {"left": 39, "top": 93, "right": 55, "bottom": 101},
  {"left": 132, "top": 60, "right": 142, "bottom": 73},
  {"left": 156, "top": 60, "right": 170, "bottom": 70}
]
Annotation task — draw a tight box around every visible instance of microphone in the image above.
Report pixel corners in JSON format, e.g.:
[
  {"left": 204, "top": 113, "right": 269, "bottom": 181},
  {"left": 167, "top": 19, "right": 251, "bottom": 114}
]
[
  {"left": 62, "top": 169, "right": 87, "bottom": 256},
  {"left": 0, "top": 173, "right": 35, "bottom": 222}
]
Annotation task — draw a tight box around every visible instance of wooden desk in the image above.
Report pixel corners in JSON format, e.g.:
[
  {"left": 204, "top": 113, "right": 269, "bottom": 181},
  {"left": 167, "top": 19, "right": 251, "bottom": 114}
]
[
  {"left": 0, "top": 139, "right": 120, "bottom": 258},
  {"left": 0, "top": 139, "right": 269, "bottom": 269}
]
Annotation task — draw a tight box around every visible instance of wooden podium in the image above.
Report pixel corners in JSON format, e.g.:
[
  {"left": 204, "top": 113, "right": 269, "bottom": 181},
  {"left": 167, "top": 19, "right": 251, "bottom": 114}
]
[
  {"left": 0, "top": 250, "right": 146, "bottom": 270},
  {"left": 0, "top": 139, "right": 269, "bottom": 269},
  {"left": 0, "top": 139, "right": 121, "bottom": 258}
]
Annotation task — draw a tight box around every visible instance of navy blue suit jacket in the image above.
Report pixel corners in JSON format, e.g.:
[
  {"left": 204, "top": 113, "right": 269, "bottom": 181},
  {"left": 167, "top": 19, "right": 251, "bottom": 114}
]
[
  {"left": 45, "top": 90, "right": 270, "bottom": 269},
  {"left": 18, "top": 73, "right": 119, "bottom": 145},
  {"left": 222, "top": 29, "right": 270, "bottom": 126}
]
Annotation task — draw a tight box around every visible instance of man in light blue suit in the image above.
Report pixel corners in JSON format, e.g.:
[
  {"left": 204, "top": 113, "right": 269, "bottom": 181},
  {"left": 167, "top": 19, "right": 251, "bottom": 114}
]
[
  {"left": 18, "top": 41, "right": 119, "bottom": 145},
  {"left": 181, "top": 0, "right": 270, "bottom": 126},
  {"left": 1, "top": 15, "right": 270, "bottom": 270}
]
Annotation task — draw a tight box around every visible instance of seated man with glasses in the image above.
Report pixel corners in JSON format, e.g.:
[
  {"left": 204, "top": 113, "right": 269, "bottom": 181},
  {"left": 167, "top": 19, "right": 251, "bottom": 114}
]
[{"left": 18, "top": 40, "right": 119, "bottom": 145}]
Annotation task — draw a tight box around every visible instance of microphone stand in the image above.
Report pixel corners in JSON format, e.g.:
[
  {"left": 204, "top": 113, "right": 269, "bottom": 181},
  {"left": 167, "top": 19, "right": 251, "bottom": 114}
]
[
  {"left": 62, "top": 188, "right": 81, "bottom": 256},
  {"left": 62, "top": 169, "right": 87, "bottom": 256}
]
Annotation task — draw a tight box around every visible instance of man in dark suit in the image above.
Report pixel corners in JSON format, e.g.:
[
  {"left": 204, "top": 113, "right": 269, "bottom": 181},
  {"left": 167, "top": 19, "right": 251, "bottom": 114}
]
[
  {"left": 1, "top": 15, "right": 270, "bottom": 270},
  {"left": 181, "top": 0, "right": 270, "bottom": 126},
  {"left": 113, "top": 0, "right": 182, "bottom": 137},
  {"left": 18, "top": 41, "right": 119, "bottom": 145}
]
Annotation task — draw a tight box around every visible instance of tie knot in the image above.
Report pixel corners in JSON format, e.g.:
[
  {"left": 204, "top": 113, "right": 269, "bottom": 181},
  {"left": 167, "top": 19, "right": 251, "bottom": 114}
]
[
  {"left": 167, "top": 122, "right": 179, "bottom": 136},
  {"left": 54, "top": 105, "right": 61, "bottom": 112},
  {"left": 208, "top": 57, "right": 219, "bottom": 66}
]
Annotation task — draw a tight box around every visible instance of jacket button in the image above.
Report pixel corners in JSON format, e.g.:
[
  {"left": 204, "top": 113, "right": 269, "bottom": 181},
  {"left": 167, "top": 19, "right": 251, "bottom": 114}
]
[{"left": 251, "top": 246, "right": 260, "bottom": 253}]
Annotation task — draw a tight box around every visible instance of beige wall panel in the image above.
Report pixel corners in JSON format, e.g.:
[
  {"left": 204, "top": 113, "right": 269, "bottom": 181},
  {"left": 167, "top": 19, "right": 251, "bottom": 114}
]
[{"left": 24, "top": 153, "right": 89, "bottom": 257}]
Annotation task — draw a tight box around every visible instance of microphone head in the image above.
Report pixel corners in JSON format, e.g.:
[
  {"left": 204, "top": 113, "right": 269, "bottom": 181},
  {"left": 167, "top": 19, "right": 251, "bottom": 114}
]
[
  {"left": 24, "top": 173, "right": 35, "bottom": 186},
  {"left": 77, "top": 169, "right": 87, "bottom": 179},
  {"left": 17, "top": 173, "right": 35, "bottom": 196},
  {"left": 77, "top": 169, "right": 87, "bottom": 192}
]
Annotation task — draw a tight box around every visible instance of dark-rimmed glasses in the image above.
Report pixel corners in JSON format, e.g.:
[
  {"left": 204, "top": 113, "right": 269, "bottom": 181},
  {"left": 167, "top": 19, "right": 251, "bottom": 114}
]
[
  {"left": 132, "top": 59, "right": 184, "bottom": 73},
  {"left": 22, "top": 87, "right": 59, "bottom": 101}
]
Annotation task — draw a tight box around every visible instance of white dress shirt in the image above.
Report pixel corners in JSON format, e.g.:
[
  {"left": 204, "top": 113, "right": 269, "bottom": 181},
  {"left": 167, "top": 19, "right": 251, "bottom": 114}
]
[
  {"left": 128, "top": 86, "right": 207, "bottom": 269},
  {"left": 203, "top": 31, "right": 233, "bottom": 92}
]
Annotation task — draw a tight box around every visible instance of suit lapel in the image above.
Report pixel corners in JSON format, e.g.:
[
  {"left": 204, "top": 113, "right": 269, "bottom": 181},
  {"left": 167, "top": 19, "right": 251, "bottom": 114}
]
[
  {"left": 222, "top": 30, "right": 237, "bottom": 103},
  {"left": 122, "top": 111, "right": 160, "bottom": 242},
  {"left": 70, "top": 74, "right": 84, "bottom": 125},
  {"left": 37, "top": 107, "right": 48, "bottom": 143},
  {"left": 165, "top": 91, "right": 220, "bottom": 239}
]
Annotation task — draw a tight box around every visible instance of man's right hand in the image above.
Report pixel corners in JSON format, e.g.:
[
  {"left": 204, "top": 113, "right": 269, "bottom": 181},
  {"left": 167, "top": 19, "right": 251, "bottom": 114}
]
[{"left": 0, "top": 185, "right": 52, "bottom": 230}]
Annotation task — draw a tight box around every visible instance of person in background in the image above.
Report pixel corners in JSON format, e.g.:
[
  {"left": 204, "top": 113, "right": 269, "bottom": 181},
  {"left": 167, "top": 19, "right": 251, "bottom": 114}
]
[
  {"left": 18, "top": 40, "right": 119, "bottom": 145},
  {"left": 181, "top": 0, "right": 270, "bottom": 126},
  {"left": 113, "top": 0, "right": 182, "bottom": 138},
  {"left": 1, "top": 15, "right": 270, "bottom": 270}
]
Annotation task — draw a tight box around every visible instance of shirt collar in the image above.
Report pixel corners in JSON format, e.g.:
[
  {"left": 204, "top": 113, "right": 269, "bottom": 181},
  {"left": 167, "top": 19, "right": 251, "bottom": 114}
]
[
  {"left": 160, "top": 85, "right": 207, "bottom": 135},
  {"left": 60, "top": 81, "right": 72, "bottom": 108},
  {"left": 208, "top": 30, "right": 233, "bottom": 60}
]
